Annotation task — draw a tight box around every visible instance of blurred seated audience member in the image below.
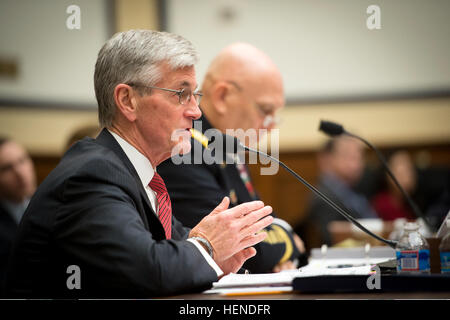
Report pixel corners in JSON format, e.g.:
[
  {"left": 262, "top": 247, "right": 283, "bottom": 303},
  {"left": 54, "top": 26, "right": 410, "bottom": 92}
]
[
  {"left": 66, "top": 125, "right": 101, "bottom": 150},
  {"left": 295, "top": 136, "right": 378, "bottom": 248},
  {"left": 371, "top": 150, "right": 417, "bottom": 221},
  {"left": 0, "top": 137, "right": 36, "bottom": 290}
]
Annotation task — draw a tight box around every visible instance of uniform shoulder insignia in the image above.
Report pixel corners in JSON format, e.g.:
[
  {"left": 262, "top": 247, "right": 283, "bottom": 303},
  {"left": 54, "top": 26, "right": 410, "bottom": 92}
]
[
  {"left": 190, "top": 128, "right": 209, "bottom": 148},
  {"left": 263, "top": 225, "right": 293, "bottom": 264}
]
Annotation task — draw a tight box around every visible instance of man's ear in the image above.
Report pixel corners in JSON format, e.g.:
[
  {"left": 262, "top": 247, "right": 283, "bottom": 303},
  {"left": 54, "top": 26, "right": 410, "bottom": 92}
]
[
  {"left": 210, "top": 81, "right": 230, "bottom": 115},
  {"left": 113, "top": 84, "right": 138, "bottom": 122}
]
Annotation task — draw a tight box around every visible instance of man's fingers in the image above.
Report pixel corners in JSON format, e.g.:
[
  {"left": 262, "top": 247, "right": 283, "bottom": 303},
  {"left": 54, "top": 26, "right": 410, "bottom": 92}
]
[
  {"left": 227, "top": 200, "right": 264, "bottom": 218},
  {"left": 210, "top": 196, "right": 230, "bottom": 215},
  {"left": 239, "top": 231, "right": 268, "bottom": 250},
  {"left": 273, "top": 260, "right": 295, "bottom": 273},
  {"left": 241, "top": 205, "right": 273, "bottom": 227},
  {"left": 241, "top": 215, "right": 274, "bottom": 237},
  {"left": 233, "top": 247, "right": 257, "bottom": 271},
  {"left": 226, "top": 247, "right": 257, "bottom": 274},
  {"left": 293, "top": 233, "right": 305, "bottom": 253},
  {"left": 240, "top": 247, "right": 257, "bottom": 261}
]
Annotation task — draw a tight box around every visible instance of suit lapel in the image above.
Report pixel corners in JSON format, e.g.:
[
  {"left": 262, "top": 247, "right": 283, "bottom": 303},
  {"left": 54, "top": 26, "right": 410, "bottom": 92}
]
[
  {"left": 0, "top": 203, "right": 18, "bottom": 236},
  {"left": 95, "top": 129, "right": 166, "bottom": 239}
]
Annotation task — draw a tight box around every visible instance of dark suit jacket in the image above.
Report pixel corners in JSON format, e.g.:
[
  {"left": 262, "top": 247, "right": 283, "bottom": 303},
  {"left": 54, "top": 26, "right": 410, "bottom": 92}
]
[
  {"left": 158, "top": 115, "right": 304, "bottom": 273},
  {"left": 5, "top": 129, "right": 217, "bottom": 298},
  {"left": 0, "top": 204, "right": 18, "bottom": 294}
]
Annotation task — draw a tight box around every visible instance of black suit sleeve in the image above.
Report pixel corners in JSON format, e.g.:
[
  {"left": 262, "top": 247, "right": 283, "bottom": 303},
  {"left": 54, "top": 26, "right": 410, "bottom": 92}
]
[{"left": 53, "top": 169, "right": 217, "bottom": 297}]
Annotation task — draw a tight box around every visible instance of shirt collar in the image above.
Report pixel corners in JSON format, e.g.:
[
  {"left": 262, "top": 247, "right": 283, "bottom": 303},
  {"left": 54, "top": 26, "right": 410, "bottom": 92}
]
[{"left": 108, "top": 130, "right": 154, "bottom": 187}]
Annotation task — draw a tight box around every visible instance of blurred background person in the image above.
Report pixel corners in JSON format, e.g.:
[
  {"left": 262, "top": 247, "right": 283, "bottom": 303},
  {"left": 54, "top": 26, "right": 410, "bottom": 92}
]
[
  {"left": 296, "top": 136, "right": 378, "bottom": 248},
  {"left": 159, "top": 42, "right": 306, "bottom": 273},
  {"left": 0, "top": 137, "right": 36, "bottom": 290},
  {"left": 371, "top": 150, "right": 417, "bottom": 221},
  {"left": 65, "top": 125, "right": 101, "bottom": 150}
]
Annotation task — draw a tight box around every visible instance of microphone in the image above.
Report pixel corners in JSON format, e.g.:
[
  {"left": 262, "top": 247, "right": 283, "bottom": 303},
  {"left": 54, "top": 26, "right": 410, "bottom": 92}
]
[
  {"left": 319, "top": 120, "right": 344, "bottom": 136},
  {"left": 318, "top": 120, "right": 432, "bottom": 230},
  {"left": 218, "top": 132, "right": 398, "bottom": 249}
]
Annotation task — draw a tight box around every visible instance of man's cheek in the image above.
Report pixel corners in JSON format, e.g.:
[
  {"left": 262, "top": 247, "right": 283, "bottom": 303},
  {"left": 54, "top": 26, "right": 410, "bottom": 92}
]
[
  {"left": 170, "top": 130, "right": 191, "bottom": 156},
  {"left": 177, "top": 139, "right": 192, "bottom": 155}
]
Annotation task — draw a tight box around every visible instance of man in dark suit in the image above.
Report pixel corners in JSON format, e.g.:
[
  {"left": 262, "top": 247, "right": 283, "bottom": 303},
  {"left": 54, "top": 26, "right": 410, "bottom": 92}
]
[
  {"left": 0, "top": 137, "right": 36, "bottom": 292},
  {"left": 5, "top": 30, "right": 274, "bottom": 298},
  {"left": 159, "top": 43, "right": 307, "bottom": 273}
]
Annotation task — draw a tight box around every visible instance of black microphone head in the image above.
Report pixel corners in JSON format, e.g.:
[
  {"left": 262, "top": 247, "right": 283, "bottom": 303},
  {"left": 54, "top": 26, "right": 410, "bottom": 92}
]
[{"left": 319, "top": 120, "right": 345, "bottom": 136}]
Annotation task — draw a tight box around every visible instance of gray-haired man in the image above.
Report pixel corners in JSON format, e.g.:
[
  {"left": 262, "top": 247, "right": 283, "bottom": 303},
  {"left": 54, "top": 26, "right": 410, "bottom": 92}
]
[{"left": 5, "top": 30, "right": 273, "bottom": 298}]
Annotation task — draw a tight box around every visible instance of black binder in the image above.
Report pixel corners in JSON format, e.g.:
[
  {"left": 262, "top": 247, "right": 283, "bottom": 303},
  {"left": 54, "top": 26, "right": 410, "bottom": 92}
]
[{"left": 292, "top": 273, "right": 450, "bottom": 293}]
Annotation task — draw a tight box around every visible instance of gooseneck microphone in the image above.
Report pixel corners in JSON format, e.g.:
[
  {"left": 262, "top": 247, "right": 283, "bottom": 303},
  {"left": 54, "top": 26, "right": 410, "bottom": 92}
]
[
  {"left": 318, "top": 120, "right": 345, "bottom": 136},
  {"left": 221, "top": 132, "right": 397, "bottom": 249},
  {"left": 319, "top": 120, "right": 431, "bottom": 230}
]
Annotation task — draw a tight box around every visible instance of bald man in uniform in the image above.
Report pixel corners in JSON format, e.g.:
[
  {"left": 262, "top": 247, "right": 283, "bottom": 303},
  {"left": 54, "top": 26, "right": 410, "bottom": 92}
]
[{"left": 159, "top": 43, "right": 307, "bottom": 273}]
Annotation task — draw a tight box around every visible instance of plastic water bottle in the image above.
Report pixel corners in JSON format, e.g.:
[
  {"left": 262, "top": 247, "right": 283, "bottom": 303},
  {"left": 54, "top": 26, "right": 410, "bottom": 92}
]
[
  {"left": 439, "top": 219, "right": 450, "bottom": 274},
  {"left": 389, "top": 218, "right": 407, "bottom": 241},
  {"left": 396, "top": 222, "right": 430, "bottom": 274}
]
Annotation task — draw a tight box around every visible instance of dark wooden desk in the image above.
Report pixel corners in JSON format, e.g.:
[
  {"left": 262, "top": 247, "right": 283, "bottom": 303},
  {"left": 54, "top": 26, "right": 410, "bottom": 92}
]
[{"left": 167, "top": 290, "right": 450, "bottom": 300}]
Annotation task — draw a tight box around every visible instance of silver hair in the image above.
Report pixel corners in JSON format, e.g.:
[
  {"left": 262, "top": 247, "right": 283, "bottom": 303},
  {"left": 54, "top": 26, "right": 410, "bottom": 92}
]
[{"left": 94, "top": 29, "right": 198, "bottom": 128}]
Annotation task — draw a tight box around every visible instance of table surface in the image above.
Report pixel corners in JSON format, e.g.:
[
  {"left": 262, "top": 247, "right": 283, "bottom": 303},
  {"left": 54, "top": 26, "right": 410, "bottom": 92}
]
[{"left": 165, "top": 290, "right": 450, "bottom": 300}]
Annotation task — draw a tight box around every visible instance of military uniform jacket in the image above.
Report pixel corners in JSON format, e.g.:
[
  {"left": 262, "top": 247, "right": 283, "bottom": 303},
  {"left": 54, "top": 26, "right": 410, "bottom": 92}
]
[{"left": 158, "top": 115, "right": 302, "bottom": 273}]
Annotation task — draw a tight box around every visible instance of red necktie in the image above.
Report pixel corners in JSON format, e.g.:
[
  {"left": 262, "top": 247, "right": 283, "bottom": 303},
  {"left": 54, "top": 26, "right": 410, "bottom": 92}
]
[{"left": 149, "top": 172, "right": 172, "bottom": 239}]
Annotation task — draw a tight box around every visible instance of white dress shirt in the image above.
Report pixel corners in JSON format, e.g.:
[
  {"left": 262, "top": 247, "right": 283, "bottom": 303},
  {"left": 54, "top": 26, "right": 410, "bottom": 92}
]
[{"left": 108, "top": 130, "right": 223, "bottom": 277}]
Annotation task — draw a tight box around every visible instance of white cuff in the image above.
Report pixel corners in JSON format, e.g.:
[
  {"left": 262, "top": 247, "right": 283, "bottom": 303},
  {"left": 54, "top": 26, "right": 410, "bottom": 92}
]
[{"left": 187, "top": 238, "right": 223, "bottom": 277}]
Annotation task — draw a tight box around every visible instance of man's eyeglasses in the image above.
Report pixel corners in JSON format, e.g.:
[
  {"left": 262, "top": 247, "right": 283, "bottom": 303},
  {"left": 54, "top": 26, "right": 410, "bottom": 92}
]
[
  {"left": 127, "top": 83, "right": 203, "bottom": 106},
  {"left": 225, "top": 80, "right": 281, "bottom": 127}
]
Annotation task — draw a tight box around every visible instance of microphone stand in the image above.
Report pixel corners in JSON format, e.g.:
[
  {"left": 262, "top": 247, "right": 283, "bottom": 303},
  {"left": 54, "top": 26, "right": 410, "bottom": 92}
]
[
  {"left": 241, "top": 144, "right": 398, "bottom": 249},
  {"left": 344, "top": 131, "right": 432, "bottom": 230},
  {"left": 318, "top": 120, "right": 433, "bottom": 231}
]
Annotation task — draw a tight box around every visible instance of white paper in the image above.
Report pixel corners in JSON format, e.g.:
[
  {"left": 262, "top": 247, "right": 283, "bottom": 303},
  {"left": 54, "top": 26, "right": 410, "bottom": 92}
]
[{"left": 210, "top": 258, "right": 387, "bottom": 290}]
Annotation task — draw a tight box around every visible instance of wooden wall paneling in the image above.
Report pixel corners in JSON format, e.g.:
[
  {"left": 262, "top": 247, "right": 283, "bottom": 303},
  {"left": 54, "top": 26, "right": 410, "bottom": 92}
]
[{"left": 31, "top": 143, "right": 450, "bottom": 234}]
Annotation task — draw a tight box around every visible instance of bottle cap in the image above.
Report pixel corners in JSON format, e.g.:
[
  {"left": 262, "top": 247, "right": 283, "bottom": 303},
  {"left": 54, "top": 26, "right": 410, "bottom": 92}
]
[{"left": 404, "top": 222, "right": 419, "bottom": 231}]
